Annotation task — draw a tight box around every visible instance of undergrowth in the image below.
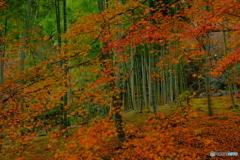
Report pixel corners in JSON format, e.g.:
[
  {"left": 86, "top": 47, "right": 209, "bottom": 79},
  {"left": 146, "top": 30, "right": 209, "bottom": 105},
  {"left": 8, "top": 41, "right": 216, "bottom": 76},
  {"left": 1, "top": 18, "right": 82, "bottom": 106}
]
[{"left": 1, "top": 96, "right": 240, "bottom": 160}]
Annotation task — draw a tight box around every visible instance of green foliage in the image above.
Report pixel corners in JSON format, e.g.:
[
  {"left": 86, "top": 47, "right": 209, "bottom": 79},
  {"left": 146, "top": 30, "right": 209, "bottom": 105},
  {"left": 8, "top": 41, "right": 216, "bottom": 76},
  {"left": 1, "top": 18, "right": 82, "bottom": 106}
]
[{"left": 85, "top": 105, "right": 110, "bottom": 120}]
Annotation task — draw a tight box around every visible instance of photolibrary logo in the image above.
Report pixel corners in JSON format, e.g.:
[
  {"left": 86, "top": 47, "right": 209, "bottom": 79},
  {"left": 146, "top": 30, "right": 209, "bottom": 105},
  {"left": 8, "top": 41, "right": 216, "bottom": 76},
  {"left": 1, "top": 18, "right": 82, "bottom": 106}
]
[
  {"left": 210, "top": 151, "right": 215, "bottom": 157},
  {"left": 210, "top": 151, "right": 238, "bottom": 157}
]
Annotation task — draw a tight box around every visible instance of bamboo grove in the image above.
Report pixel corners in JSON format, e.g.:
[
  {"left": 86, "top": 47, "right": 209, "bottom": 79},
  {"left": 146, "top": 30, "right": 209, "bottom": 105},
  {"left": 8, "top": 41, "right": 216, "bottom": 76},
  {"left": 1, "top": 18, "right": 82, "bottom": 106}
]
[{"left": 0, "top": 0, "right": 240, "bottom": 158}]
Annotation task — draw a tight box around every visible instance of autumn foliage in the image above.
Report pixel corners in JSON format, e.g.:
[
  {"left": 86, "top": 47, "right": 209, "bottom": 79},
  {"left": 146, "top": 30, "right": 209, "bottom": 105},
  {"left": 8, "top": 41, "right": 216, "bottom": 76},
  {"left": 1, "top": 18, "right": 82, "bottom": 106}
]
[
  {"left": 54, "top": 106, "right": 240, "bottom": 160},
  {"left": 0, "top": 0, "right": 240, "bottom": 159}
]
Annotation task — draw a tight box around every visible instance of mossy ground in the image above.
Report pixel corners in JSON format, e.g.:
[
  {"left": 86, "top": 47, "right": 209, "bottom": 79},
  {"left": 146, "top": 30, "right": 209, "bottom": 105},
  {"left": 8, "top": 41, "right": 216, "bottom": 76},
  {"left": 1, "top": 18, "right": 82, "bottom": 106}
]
[{"left": 1, "top": 95, "right": 240, "bottom": 159}]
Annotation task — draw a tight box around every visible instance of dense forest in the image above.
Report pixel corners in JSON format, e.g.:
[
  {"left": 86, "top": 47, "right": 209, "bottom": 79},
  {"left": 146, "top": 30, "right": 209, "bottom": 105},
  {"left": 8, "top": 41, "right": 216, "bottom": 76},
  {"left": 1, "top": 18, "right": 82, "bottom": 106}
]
[{"left": 0, "top": 0, "right": 240, "bottom": 159}]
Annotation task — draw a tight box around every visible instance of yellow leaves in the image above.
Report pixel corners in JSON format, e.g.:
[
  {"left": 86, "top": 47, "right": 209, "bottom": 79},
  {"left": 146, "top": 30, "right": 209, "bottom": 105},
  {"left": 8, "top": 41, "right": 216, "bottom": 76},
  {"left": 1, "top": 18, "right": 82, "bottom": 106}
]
[
  {"left": 47, "top": 144, "right": 52, "bottom": 149},
  {"left": 181, "top": 128, "right": 189, "bottom": 132},
  {"left": 172, "top": 58, "right": 179, "bottom": 64},
  {"left": 192, "top": 74, "right": 197, "bottom": 78},
  {"left": 190, "top": 43, "right": 196, "bottom": 49},
  {"left": 189, "top": 92, "right": 196, "bottom": 98},
  {"left": 190, "top": 111, "right": 199, "bottom": 118},
  {"left": 192, "top": 74, "right": 202, "bottom": 78},
  {"left": 194, "top": 129, "right": 202, "bottom": 136},
  {"left": 93, "top": 145, "right": 101, "bottom": 151},
  {"left": 204, "top": 139, "right": 213, "bottom": 145}
]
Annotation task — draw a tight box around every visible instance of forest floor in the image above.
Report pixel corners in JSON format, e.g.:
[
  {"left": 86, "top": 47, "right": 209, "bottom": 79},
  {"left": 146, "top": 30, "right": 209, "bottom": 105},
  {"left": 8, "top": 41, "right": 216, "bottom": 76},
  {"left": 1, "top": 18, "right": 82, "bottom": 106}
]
[{"left": 1, "top": 95, "right": 240, "bottom": 160}]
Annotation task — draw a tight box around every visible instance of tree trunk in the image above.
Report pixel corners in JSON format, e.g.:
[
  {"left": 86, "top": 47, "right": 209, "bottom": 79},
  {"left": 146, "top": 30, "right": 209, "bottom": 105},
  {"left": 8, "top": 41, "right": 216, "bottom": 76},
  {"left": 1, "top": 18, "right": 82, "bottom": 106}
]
[
  {"left": 141, "top": 50, "right": 148, "bottom": 110},
  {"left": 19, "top": 0, "right": 32, "bottom": 137},
  {"left": 97, "top": 0, "right": 125, "bottom": 143},
  {"left": 0, "top": 30, "right": 4, "bottom": 93},
  {"left": 20, "top": 0, "right": 32, "bottom": 71},
  {"left": 223, "top": 30, "right": 236, "bottom": 108},
  {"left": 130, "top": 49, "right": 136, "bottom": 110},
  {"left": 63, "top": 0, "right": 67, "bottom": 34},
  {"left": 113, "top": 0, "right": 126, "bottom": 143},
  {"left": 55, "top": 0, "right": 61, "bottom": 51},
  {"left": 0, "top": 27, "right": 4, "bottom": 153},
  {"left": 55, "top": 0, "right": 69, "bottom": 129},
  {"left": 205, "top": 2, "right": 213, "bottom": 116},
  {"left": 205, "top": 37, "right": 213, "bottom": 116},
  {"left": 148, "top": 45, "right": 157, "bottom": 115}
]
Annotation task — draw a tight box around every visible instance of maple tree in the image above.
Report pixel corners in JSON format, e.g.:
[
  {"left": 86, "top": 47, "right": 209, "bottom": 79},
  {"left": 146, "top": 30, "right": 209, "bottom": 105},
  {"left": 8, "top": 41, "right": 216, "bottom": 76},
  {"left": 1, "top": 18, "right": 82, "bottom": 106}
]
[{"left": 0, "top": 0, "right": 239, "bottom": 159}]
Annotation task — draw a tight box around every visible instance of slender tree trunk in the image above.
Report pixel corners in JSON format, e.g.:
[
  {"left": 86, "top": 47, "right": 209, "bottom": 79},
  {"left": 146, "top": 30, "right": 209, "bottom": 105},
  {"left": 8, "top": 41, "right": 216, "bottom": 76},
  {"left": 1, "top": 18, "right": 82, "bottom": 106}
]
[
  {"left": 169, "top": 45, "right": 174, "bottom": 104},
  {"left": 20, "top": 0, "right": 32, "bottom": 71},
  {"left": 97, "top": 0, "right": 105, "bottom": 13},
  {"left": 63, "top": 0, "right": 70, "bottom": 128},
  {"left": 55, "top": 0, "right": 69, "bottom": 129},
  {"left": 205, "top": 2, "right": 213, "bottom": 116},
  {"left": 0, "top": 31, "right": 4, "bottom": 94},
  {"left": 55, "top": 0, "right": 61, "bottom": 52},
  {"left": 19, "top": 0, "right": 32, "bottom": 137},
  {"left": 141, "top": 50, "right": 148, "bottom": 110},
  {"left": 126, "top": 79, "right": 132, "bottom": 109},
  {"left": 205, "top": 36, "right": 213, "bottom": 116},
  {"left": 98, "top": 0, "right": 125, "bottom": 143},
  {"left": 122, "top": 78, "right": 126, "bottom": 110},
  {"left": 113, "top": 0, "right": 126, "bottom": 143},
  {"left": 130, "top": 49, "right": 136, "bottom": 110},
  {"left": 139, "top": 54, "right": 143, "bottom": 112},
  {"left": 0, "top": 9, "right": 8, "bottom": 151},
  {"left": 160, "top": 46, "right": 165, "bottom": 105},
  {"left": 173, "top": 42, "right": 179, "bottom": 104},
  {"left": 223, "top": 30, "right": 236, "bottom": 108},
  {"left": 0, "top": 27, "right": 4, "bottom": 153},
  {"left": 135, "top": 51, "right": 142, "bottom": 112},
  {"left": 148, "top": 45, "right": 157, "bottom": 115},
  {"left": 63, "top": 0, "right": 67, "bottom": 34}
]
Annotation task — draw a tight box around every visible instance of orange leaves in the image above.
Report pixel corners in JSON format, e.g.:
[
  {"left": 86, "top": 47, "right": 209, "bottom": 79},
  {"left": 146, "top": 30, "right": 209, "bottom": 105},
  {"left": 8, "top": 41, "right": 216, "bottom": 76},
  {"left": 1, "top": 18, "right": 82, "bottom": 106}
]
[
  {"left": 213, "top": 47, "right": 240, "bottom": 75},
  {"left": 192, "top": 74, "right": 203, "bottom": 79},
  {"left": 0, "top": 0, "right": 7, "bottom": 10},
  {"left": 113, "top": 110, "right": 204, "bottom": 159},
  {"left": 6, "top": 104, "right": 240, "bottom": 159},
  {"left": 55, "top": 118, "right": 116, "bottom": 159}
]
